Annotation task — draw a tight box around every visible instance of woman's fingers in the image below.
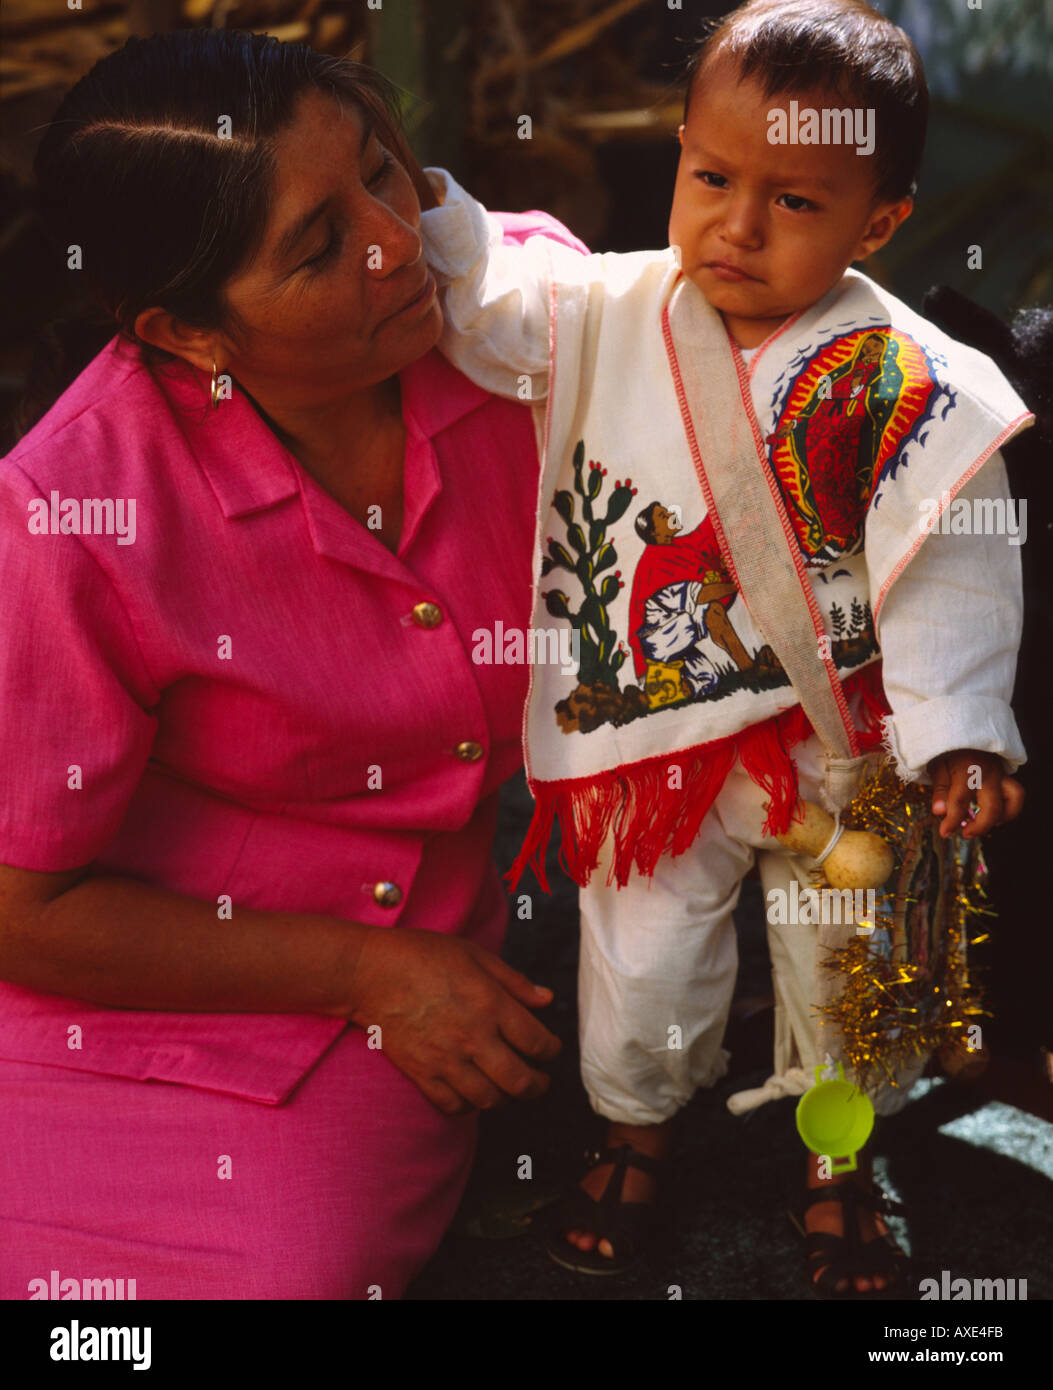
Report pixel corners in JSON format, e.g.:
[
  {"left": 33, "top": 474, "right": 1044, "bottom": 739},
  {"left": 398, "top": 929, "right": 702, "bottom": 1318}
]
[
  {"left": 354, "top": 930, "right": 560, "bottom": 1112},
  {"left": 415, "top": 1074, "right": 473, "bottom": 1117},
  {"left": 442, "top": 1060, "right": 509, "bottom": 1112},
  {"left": 497, "top": 998, "right": 562, "bottom": 1065},
  {"left": 473, "top": 1034, "right": 553, "bottom": 1103},
  {"left": 473, "top": 946, "right": 555, "bottom": 1011}
]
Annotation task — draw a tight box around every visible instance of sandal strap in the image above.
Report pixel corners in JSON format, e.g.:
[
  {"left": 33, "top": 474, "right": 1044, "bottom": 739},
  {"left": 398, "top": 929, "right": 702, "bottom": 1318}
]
[
  {"left": 804, "top": 1229, "right": 904, "bottom": 1271},
  {"left": 799, "top": 1179, "right": 865, "bottom": 1224},
  {"left": 585, "top": 1144, "right": 663, "bottom": 1185},
  {"left": 798, "top": 1180, "right": 910, "bottom": 1294},
  {"left": 800, "top": 1179, "right": 905, "bottom": 1219},
  {"left": 804, "top": 1237, "right": 904, "bottom": 1295},
  {"left": 551, "top": 1144, "right": 662, "bottom": 1261},
  {"left": 553, "top": 1184, "right": 655, "bottom": 1262},
  {"left": 803, "top": 1237, "right": 861, "bottom": 1296}
]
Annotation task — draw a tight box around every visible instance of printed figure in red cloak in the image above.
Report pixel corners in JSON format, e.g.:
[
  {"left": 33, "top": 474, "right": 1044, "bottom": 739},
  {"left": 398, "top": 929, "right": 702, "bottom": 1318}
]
[
  {"left": 628, "top": 503, "right": 755, "bottom": 702},
  {"left": 767, "top": 332, "right": 896, "bottom": 560}
]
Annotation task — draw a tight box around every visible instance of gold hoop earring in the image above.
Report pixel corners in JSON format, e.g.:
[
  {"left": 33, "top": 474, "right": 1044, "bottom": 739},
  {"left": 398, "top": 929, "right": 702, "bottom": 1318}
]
[{"left": 210, "top": 359, "right": 224, "bottom": 410}]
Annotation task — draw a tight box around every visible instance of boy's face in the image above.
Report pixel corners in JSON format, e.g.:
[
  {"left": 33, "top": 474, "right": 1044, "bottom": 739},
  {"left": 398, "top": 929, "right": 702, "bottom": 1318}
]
[{"left": 668, "top": 58, "right": 913, "bottom": 349}]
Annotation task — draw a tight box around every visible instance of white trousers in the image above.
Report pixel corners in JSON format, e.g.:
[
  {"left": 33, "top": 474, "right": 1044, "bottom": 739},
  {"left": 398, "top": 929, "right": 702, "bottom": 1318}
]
[{"left": 577, "top": 712, "right": 927, "bottom": 1127}]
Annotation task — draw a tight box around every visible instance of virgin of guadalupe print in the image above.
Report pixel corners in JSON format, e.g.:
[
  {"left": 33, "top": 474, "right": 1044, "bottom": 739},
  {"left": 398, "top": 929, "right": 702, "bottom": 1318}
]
[{"left": 764, "top": 327, "right": 940, "bottom": 566}]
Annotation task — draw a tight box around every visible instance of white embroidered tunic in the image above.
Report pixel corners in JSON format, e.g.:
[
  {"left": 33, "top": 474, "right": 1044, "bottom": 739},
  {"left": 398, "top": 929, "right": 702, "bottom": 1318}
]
[{"left": 420, "top": 169, "right": 1031, "bottom": 889}]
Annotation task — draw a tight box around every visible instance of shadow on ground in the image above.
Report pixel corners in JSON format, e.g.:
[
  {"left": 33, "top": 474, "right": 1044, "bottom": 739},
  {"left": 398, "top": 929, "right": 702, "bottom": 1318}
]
[{"left": 406, "top": 772, "right": 1053, "bottom": 1301}]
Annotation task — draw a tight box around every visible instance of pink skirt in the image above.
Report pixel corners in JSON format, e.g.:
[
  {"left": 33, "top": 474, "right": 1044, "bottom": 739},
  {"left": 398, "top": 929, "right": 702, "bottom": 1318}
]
[{"left": 0, "top": 1025, "right": 476, "bottom": 1300}]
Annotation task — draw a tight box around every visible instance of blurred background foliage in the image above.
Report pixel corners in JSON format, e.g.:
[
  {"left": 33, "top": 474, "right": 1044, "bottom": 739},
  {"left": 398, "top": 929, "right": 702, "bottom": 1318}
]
[{"left": 1, "top": 0, "right": 1050, "bottom": 443}]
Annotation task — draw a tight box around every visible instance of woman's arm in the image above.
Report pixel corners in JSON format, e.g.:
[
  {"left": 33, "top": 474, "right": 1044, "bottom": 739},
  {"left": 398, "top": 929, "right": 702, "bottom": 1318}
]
[
  {"left": 0, "top": 863, "right": 560, "bottom": 1114},
  {"left": 0, "top": 861, "right": 367, "bottom": 1016}
]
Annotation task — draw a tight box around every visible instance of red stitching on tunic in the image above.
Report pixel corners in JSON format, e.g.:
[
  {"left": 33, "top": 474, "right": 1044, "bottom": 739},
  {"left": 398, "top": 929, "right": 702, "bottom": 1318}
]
[{"left": 744, "top": 305, "right": 806, "bottom": 380}]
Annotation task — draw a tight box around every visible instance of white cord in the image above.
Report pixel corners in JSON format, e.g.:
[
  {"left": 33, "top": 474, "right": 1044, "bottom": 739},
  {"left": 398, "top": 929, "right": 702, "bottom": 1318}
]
[{"left": 812, "top": 812, "right": 844, "bottom": 868}]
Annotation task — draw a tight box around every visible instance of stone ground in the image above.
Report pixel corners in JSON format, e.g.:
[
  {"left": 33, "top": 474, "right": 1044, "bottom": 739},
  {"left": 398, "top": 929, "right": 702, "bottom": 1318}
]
[{"left": 406, "top": 772, "right": 1053, "bottom": 1301}]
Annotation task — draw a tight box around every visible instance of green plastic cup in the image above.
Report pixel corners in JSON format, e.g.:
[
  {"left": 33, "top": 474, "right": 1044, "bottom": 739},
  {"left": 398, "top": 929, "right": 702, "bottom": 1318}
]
[{"left": 795, "top": 1063, "right": 874, "bottom": 1173}]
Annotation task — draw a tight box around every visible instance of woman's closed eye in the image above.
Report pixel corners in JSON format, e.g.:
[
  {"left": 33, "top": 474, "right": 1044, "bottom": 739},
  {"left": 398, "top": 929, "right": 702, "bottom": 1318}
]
[
  {"left": 300, "top": 232, "right": 342, "bottom": 273},
  {"left": 299, "top": 152, "right": 398, "bottom": 274},
  {"left": 367, "top": 150, "right": 397, "bottom": 189}
]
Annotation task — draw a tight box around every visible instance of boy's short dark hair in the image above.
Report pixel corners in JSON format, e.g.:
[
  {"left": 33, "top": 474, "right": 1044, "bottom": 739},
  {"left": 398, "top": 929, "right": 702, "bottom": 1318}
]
[{"left": 683, "top": 0, "right": 929, "bottom": 203}]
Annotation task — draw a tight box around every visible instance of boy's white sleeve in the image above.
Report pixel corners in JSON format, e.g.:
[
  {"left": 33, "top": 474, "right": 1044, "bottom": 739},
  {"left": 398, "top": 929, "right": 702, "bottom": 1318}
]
[
  {"left": 876, "top": 451, "right": 1026, "bottom": 781},
  {"left": 420, "top": 168, "right": 577, "bottom": 401}
]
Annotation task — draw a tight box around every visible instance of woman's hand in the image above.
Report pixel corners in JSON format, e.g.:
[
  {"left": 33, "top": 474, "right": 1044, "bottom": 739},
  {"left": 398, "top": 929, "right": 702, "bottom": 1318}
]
[{"left": 345, "top": 926, "right": 561, "bottom": 1115}]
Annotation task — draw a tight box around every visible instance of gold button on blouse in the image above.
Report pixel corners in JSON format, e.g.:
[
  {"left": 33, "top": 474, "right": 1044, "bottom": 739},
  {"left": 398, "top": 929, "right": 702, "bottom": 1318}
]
[
  {"left": 455, "top": 741, "right": 484, "bottom": 762},
  {"left": 411, "top": 601, "right": 443, "bottom": 628},
  {"left": 372, "top": 881, "right": 403, "bottom": 908}
]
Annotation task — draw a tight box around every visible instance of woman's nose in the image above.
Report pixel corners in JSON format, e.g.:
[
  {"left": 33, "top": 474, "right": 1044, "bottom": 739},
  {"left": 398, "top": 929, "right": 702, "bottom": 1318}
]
[{"left": 362, "top": 200, "right": 423, "bottom": 278}]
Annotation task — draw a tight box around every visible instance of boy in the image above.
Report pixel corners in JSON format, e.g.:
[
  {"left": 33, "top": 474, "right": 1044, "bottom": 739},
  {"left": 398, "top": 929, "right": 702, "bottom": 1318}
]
[{"left": 417, "top": 0, "right": 1029, "bottom": 1292}]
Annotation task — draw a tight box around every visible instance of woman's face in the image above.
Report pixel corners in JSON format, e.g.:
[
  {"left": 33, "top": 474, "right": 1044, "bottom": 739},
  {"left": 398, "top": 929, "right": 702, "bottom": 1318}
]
[{"left": 215, "top": 87, "right": 441, "bottom": 405}]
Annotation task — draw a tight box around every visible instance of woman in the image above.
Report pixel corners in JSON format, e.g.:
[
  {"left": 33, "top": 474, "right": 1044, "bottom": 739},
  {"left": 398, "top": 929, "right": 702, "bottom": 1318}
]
[{"left": 0, "top": 28, "right": 587, "bottom": 1300}]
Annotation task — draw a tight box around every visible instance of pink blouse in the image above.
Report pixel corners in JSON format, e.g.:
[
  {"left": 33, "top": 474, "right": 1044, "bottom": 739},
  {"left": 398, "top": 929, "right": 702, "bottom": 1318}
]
[{"left": 0, "top": 209, "right": 587, "bottom": 1104}]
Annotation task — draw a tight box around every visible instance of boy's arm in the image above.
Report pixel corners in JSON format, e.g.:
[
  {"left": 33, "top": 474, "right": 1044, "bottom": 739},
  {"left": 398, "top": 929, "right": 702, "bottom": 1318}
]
[
  {"left": 874, "top": 451, "right": 1026, "bottom": 833},
  {"left": 419, "top": 168, "right": 589, "bottom": 401}
]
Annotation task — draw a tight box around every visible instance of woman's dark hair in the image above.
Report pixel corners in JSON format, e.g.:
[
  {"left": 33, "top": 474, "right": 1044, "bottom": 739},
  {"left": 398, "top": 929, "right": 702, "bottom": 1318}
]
[
  {"left": 16, "top": 28, "right": 406, "bottom": 438},
  {"left": 682, "top": 0, "right": 929, "bottom": 204}
]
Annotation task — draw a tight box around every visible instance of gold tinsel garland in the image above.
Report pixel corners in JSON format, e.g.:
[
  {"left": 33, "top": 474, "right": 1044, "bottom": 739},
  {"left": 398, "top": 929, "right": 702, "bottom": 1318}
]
[{"left": 813, "top": 762, "right": 993, "bottom": 1091}]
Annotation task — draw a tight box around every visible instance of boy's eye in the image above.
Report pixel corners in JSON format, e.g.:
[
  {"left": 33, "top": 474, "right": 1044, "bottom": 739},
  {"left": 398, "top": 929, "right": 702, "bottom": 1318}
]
[
  {"left": 777, "top": 193, "right": 816, "bottom": 212},
  {"left": 695, "top": 171, "right": 728, "bottom": 188}
]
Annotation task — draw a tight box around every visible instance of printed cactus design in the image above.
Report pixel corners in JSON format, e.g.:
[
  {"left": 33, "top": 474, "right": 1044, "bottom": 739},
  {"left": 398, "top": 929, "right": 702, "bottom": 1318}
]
[{"left": 541, "top": 440, "right": 637, "bottom": 688}]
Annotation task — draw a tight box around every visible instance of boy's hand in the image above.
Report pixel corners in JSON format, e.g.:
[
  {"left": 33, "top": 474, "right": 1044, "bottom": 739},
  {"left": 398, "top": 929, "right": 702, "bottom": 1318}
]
[{"left": 927, "top": 749, "right": 1025, "bottom": 839}]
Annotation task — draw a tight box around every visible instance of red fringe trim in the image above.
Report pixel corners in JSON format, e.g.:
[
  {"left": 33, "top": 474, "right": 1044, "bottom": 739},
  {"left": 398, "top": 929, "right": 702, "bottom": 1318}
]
[{"left": 506, "top": 662, "right": 889, "bottom": 893}]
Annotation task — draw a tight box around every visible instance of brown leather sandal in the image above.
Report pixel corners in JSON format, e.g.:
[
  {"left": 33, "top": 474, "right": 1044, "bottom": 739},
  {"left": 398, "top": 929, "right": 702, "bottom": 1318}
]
[
  {"left": 544, "top": 1144, "right": 663, "bottom": 1276},
  {"left": 789, "top": 1178, "right": 911, "bottom": 1299}
]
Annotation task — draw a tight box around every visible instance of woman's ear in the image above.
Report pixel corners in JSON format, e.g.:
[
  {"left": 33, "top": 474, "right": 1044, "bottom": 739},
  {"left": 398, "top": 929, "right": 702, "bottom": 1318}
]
[{"left": 132, "top": 306, "right": 216, "bottom": 374}]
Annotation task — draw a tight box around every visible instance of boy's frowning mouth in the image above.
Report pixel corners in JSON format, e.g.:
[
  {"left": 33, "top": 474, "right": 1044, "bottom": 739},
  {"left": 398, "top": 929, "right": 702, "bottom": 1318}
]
[{"left": 703, "top": 260, "right": 763, "bottom": 283}]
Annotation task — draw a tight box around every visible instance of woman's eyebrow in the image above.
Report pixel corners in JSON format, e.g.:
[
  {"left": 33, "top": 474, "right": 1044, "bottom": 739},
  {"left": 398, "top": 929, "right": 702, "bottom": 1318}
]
[{"left": 271, "top": 113, "right": 375, "bottom": 265}]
